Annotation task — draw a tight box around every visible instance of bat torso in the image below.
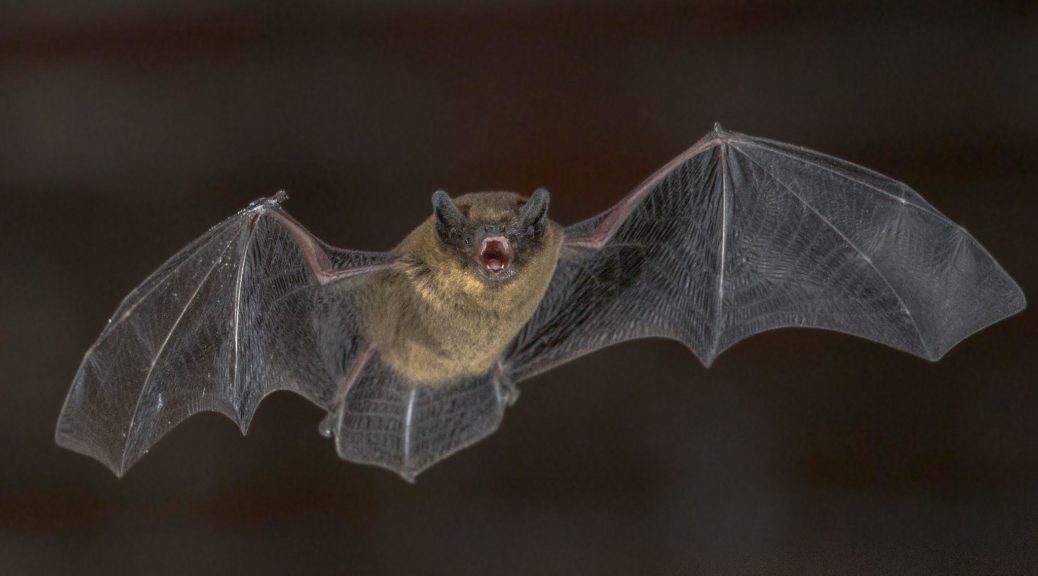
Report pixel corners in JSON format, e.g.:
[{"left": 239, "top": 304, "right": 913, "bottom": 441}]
[{"left": 356, "top": 204, "right": 564, "bottom": 384}]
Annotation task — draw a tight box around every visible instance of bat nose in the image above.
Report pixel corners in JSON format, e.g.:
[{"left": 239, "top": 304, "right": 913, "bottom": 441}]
[{"left": 478, "top": 236, "right": 512, "bottom": 271}]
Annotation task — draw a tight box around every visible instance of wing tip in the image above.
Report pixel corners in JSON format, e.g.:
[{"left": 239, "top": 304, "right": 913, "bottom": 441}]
[
  {"left": 54, "top": 429, "right": 128, "bottom": 478},
  {"left": 54, "top": 383, "right": 129, "bottom": 478},
  {"left": 1013, "top": 282, "right": 1028, "bottom": 313},
  {"left": 923, "top": 285, "right": 1027, "bottom": 362}
]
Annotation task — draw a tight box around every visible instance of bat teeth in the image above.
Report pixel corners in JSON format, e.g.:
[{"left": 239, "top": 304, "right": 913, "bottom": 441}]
[{"left": 478, "top": 236, "right": 513, "bottom": 271}]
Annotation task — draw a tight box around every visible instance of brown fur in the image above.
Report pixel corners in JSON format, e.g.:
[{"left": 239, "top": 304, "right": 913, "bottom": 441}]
[{"left": 357, "top": 192, "right": 564, "bottom": 384}]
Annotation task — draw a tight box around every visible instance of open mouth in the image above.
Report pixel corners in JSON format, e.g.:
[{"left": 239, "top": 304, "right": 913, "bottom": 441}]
[{"left": 478, "top": 236, "right": 512, "bottom": 273}]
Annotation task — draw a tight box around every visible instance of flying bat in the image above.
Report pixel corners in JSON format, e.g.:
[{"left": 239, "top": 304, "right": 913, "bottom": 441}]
[{"left": 55, "top": 125, "right": 1026, "bottom": 481}]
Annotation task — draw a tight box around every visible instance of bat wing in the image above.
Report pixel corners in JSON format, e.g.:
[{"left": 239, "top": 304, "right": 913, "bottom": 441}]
[
  {"left": 55, "top": 194, "right": 395, "bottom": 476},
  {"left": 507, "top": 125, "right": 1026, "bottom": 381}
]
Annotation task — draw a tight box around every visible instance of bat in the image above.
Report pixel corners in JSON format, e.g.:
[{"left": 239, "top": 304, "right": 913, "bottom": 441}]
[{"left": 55, "top": 124, "right": 1026, "bottom": 481}]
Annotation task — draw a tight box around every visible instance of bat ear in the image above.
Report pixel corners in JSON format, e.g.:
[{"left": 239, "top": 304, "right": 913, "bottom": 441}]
[
  {"left": 518, "top": 187, "right": 550, "bottom": 232},
  {"left": 432, "top": 190, "right": 466, "bottom": 241}
]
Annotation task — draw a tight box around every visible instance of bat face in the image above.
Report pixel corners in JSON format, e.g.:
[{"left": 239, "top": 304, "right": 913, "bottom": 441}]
[{"left": 431, "top": 189, "right": 551, "bottom": 283}]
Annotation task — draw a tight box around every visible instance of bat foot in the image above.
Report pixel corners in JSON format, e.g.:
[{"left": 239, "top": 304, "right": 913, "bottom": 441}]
[
  {"left": 317, "top": 411, "right": 336, "bottom": 438},
  {"left": 492, "top": 361, "right": 520, "bottom": 406},
  {"left": 501, "top": 379, "right": 520, "bottom": 406}
]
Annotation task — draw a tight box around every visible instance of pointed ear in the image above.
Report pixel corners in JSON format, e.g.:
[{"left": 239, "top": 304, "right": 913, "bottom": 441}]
[
  {"left": 518, "top": 187, "right": 550, "bottom": 232},
  {"left": 432, "top": 190, "right": 466, "bottom": 240}
]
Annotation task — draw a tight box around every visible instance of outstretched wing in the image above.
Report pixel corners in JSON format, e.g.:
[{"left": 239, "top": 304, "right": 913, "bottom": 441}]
[
  {"left": 507, "top": 125, "right": 1026, "bottom": 381},
  {"left": 55, "top": 194, "right": 394, "bottom": 476}
]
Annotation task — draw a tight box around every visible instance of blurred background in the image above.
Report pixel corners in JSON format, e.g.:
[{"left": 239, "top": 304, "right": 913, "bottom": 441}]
[{"left": 2, "top": 1, "right": 1036, "bottom": 574}]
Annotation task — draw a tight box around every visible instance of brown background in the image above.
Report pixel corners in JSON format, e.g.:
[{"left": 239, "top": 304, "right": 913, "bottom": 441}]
[{"left": 2, "top": 2, "right": 1037, "bottom": 574}]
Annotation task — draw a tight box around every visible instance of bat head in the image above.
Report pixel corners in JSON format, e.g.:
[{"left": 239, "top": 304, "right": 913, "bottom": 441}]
[{"left": 431, "top": 189, "right": 551, "bottom": 283}]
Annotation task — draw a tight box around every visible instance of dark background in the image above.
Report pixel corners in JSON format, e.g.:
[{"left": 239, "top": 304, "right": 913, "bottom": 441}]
[{"left": 2, "top": 2, "right": 1036, "bottom": 574}]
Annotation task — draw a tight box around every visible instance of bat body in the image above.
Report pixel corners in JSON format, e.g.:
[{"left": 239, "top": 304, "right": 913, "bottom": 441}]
[
  {"left": 357, "top": 192, "right": 564, "bottom": 384},
  {"left": 56, "top": 125, "right": 1026, "bottom": 480}
]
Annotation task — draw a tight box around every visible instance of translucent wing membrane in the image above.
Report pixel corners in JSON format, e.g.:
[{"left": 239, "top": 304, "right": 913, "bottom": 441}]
[
  {"left": 509, "top": 126, "right": 1025, "bottom": 380},
  {"left": 57, "top": 127, "right": 1026, "bottom": 479},
  {"left": 324, "top": 355, "right": 509, "bottom": 481},
  {"left": 55, "top": 196, "right": 393, "bottom": 476}
]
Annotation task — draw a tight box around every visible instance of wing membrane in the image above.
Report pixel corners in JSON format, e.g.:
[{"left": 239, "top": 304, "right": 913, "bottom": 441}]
[
  {"left": 508, "top": 126, "right": 1025, "bottom": 381},
  {"left": 55, "top": 196, "right": 392, "bottom": 475}
]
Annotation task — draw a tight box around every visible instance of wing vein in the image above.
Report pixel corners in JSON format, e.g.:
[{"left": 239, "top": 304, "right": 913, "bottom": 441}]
[
  {"left": 709, "top": 145, "right": 730, "bottom": 361},
  {"left": 403, "top": 387, "right": 417, "bottom": 471},
  {"left": 120, "top": 231, "right": 242, "bottom": 470},
  {"left": 735, "top": 139, "right": 950, "bottom": 223},
  {"left": 98, "top": 222, "right": 237, "bottom": 343},
  {"left": 731, "top": 145, "right": 930, "bottom": 357},
  {"left": 231, "top": 214, "right": 259, "bottom": 418}
]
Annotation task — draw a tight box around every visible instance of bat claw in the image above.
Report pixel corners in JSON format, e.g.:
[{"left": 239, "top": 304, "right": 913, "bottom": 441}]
[{"left": 245, "top": 192, "right": 289, "bottom": 213}]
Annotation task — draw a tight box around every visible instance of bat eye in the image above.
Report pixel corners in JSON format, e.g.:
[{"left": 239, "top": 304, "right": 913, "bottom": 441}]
[{"left": 478, "top": 236, "right": 512, "bottom": 272}]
